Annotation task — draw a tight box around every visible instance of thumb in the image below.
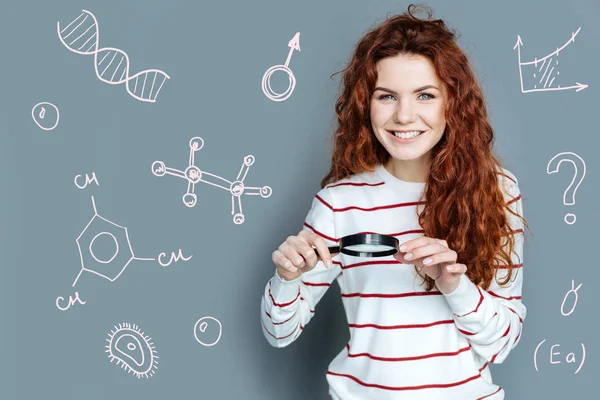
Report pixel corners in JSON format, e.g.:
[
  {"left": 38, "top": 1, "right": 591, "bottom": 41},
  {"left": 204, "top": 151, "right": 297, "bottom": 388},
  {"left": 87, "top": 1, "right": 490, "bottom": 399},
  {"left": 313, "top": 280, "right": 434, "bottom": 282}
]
[{"left": 393, "top": 250, "right": 407, "bottom": 262}]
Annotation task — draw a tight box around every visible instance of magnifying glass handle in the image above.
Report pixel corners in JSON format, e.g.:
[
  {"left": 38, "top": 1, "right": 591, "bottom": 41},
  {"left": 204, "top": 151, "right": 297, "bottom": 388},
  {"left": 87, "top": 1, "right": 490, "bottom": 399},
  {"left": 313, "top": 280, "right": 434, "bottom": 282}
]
[{"left": 314, "top": 246, "right": 340, "bottom": 257}]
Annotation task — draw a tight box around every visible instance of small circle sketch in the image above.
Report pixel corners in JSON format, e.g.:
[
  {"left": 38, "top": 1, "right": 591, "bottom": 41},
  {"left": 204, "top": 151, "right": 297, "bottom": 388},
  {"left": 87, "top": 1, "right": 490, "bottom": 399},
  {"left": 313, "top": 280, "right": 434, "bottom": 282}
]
[
  {"left": 193, "top": 316, "right": 222, "bottom": 347},
  {"left": 31, "top": 102, "right": 60, "bottom": 131},
  {"left": 262, "top": 64, "right": 296, "bottom": 102}
]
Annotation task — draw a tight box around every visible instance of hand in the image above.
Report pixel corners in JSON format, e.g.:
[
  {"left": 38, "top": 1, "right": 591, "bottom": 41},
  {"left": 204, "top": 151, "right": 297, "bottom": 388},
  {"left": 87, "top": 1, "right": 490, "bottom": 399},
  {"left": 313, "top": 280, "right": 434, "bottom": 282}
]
[
  {"left": 393, "top": 236, "right": 467, "bottom": 294},
  {"left": 272, "top": 230, "right": 336, "bottom": 281}
]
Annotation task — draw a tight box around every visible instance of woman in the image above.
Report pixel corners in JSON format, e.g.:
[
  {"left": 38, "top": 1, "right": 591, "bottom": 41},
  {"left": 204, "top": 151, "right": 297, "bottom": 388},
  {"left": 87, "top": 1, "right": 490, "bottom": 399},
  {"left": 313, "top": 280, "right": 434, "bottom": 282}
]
[{"left": 261, "top": 4, "right": 530, "bottom": 399}]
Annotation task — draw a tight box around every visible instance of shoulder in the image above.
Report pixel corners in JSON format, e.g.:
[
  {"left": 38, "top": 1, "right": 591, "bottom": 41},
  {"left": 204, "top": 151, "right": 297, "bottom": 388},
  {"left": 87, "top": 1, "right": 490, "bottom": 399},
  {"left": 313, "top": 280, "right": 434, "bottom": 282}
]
[
  {"left": 496, "top": 167, "right": 520, "bottom": 198},
  {"left": 323, "top": 168, "right": 383, "bottom": 192},
  {"left": 318, "top": 168, "right": 384, "bottom": 205},
  {"left": 496, "top": 167, "right": 523, "bottom": 223},
  {"left": 497, "top": 167, "right": 518, "bottom": 186}
]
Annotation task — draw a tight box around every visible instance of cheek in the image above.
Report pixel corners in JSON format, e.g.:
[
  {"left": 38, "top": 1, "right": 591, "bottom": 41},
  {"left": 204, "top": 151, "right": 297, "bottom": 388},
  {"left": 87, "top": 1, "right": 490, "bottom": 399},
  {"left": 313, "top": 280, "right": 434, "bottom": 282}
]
[
  {"left": 424, "top": 106, "right": 446, "bottom": 128},
  {"left": 370, "top": 103, "right": 390, "bottom": 126}
]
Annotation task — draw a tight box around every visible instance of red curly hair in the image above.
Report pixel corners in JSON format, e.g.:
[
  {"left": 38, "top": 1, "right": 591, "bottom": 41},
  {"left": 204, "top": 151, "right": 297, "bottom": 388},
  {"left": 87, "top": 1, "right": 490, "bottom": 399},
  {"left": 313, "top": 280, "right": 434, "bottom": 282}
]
[{"left": 321, "top": 4, "right": 531, "bottom": 291}]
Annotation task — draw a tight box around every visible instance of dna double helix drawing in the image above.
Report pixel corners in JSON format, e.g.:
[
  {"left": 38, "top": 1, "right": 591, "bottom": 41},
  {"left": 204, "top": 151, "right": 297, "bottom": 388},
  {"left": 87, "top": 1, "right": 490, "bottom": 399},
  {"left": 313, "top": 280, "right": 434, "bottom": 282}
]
[{"left": 57, "top": 9, "right": 170, "bottom": 103}]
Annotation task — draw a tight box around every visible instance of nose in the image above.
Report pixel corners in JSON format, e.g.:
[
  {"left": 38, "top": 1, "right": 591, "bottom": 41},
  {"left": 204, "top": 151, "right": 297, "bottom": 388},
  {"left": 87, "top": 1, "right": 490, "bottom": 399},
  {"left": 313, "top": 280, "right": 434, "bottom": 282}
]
[{"left": 393, "top": 99, "right": 416, "bottom": 124}]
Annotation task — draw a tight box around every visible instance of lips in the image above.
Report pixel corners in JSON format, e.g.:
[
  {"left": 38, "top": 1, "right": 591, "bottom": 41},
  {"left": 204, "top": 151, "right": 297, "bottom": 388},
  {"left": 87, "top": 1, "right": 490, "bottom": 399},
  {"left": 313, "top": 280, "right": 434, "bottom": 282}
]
[{"left": 386, "top": 130, "right": 425, "bottom": 140}]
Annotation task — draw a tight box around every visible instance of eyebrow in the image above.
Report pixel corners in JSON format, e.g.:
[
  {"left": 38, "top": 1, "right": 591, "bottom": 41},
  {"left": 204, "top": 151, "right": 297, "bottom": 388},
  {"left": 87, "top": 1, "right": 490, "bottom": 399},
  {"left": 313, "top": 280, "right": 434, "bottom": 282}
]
[{"left": 373, "top": 85, "right": 440, "bottom": 94}]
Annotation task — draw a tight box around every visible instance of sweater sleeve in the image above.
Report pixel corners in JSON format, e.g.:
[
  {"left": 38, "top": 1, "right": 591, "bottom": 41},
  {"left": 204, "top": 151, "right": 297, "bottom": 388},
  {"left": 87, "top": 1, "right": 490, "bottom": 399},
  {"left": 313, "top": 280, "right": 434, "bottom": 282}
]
[
  {"left": 438, "top": 172, "right": 526, "bottom": 364},
  {"left": 261, "top": 187, "right": 342, "bottom": 348}
]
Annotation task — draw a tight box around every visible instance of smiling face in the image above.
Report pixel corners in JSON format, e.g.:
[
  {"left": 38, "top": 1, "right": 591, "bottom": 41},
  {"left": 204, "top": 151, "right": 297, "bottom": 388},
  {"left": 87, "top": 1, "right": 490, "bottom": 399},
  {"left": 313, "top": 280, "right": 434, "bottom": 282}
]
[{"left": 370, "top": 53, "right": 447, "bottom": 182}]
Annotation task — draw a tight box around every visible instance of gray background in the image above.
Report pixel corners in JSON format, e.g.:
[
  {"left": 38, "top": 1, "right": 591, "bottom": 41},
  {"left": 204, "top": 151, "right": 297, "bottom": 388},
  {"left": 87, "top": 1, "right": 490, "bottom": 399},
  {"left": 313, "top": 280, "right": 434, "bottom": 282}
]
[{"left": 0, "top": 0, "right": 598, "bottom": 398}]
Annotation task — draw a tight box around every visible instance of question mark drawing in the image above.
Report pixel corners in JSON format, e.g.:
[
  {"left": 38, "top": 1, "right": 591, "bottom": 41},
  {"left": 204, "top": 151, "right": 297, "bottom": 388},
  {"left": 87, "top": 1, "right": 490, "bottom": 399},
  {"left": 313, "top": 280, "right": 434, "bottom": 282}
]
[{"left": 547, "top": 152, "right": 586, "bottom": 225}]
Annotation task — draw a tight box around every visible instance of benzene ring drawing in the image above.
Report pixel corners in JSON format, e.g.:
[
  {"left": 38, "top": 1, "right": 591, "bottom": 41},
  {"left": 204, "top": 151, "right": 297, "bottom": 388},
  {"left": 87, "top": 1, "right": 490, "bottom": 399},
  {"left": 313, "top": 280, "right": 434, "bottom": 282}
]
[
  {"left": 106, "top": 323, "right": 158, "bottom": 379},
  {"left": 57, "top": 9, "right": 170, "bottom": 103},
  {"left": 262, "top": 32, "right": 300, "bottom": 101},
  {"left": 514, "top": 26, "right": 588, "bottom": 93},
  {"left": 73, "top": 196, "right": 155, "bottom": 287},
  {"left": 151, "top": 136, "right": 272, "bottom": 224}
]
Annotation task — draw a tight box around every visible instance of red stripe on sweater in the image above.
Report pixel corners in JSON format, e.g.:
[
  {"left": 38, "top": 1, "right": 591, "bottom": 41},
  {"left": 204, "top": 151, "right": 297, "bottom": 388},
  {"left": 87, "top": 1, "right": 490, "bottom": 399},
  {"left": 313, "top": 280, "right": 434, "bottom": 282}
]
[
  {"left": 327, "top": 181, "right": 385, "bottom": 188},
  {"left": 342, "top": 291, "right": 442, "bottom": 299},
  {"left": 495, "top": 263, "right": 523, "bottom": 269},
  {"left": 347, "top": 229, "right": 424, "bottom": 237},
  {"left": 488, "top": 291, "right": 522, "bottom": 301},
  {"left": 261, "top": 318, "right": 301, "bottom": 340},
  {"left": 326, "top": 370, "right": 482, "bottom": 391},
  {"left": 303, "top": 222, "right": 338, "bottom": 242},
  {"left": 302, "top": 224, "right": 425, "bottom": 244},
  {"left": 315, "top": 194, "right": 334, "bottom": 209},
  {"left": 342, "top": 259, "right": 401, "bottom": 270},
  {"left": 507, "top": 194, "right": 521, "bottom": 206},
  {"left": 349, "top": 319, "right": 454, "bottom": 330},
  {"left": 490, "top": 339, "right": 511, "bottom": 363},
  {"left": 457, "top": 312, "right": 498, "bottom": 336},
  {"left": 453, "top": 286, "right": 484, "bottom": 317},
  {"left": 303, "top": 281, "right": 331, "bottom": 287},
  {"left": 265, "top": 310, "right": 297, "bottom": 325},
  {"left": 340, "top": 259, "right": 518, "bottom": 272},
  {"left": 268, "top": 287, "right": 300, "bottom": 307},
  {"left": 332, "top": 201, "right": 426, "bottom": 213},
  {"left": 507, "top": 307, "right": 524, "bottom": 323},
  {"left": 345, "top": 342, "right": 471, "bottom": 361},
  {"left": 498, "top": 172, "right": 517, "bottom": 184}
]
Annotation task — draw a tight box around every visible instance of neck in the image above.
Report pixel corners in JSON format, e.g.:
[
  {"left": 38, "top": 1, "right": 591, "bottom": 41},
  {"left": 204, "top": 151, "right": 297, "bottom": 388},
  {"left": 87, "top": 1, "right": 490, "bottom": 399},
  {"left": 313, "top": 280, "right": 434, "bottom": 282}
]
[{"left": 384, "top": 157, "right": 430, "bottom": 183}]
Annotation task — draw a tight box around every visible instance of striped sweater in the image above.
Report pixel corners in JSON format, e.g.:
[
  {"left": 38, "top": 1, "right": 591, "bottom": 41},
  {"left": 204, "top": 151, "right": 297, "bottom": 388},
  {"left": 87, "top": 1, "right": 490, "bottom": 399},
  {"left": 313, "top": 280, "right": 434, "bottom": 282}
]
[{"left": 261, "top": 163, "right": 526, "bottom": 400}]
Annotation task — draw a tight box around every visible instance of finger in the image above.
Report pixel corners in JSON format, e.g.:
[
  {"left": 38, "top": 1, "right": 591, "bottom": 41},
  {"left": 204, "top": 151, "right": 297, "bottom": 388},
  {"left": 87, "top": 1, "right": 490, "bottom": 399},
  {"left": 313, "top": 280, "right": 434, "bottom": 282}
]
[
  {"left": 419, "top": 253, "right": 458, "bottom": 269},
  {"left": 399, "top": 236, "right": 435, "bottom": 252},
  {"left": 445, "top": 263, "right": 467, "bottom": 274},
  {"left": 437, "top": 239, "right": 449, "bottom": 248},
  {"left": 272, "top": 249, "right": 300, "bottom": 273},
  {"left": 293, "top": 235, "right": 320, "bottom": 268},
  {"left": 401, "top": 242, "right": 444, "bottom": 262},
  {"left": 278, "top": 241, "right": 307, "bottom": 270},
  {"left": 309, "top": 235, "right": 334, "bottom": 268},
  {"left": 417, "top": 262, "right": 439, "bottom": 275}
]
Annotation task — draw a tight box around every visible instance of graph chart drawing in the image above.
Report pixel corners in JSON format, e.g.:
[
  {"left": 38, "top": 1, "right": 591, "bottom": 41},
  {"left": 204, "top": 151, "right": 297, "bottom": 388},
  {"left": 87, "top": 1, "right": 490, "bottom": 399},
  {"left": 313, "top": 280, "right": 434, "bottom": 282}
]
[{"left": 514, "top": 27, "right": 588, "bottom": 94}]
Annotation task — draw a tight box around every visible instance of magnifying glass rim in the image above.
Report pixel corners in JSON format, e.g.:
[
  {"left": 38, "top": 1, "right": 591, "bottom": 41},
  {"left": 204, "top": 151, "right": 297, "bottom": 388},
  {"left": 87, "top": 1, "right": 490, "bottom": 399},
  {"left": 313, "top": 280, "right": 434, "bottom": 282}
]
[{"left": 339, "top": 233, "right": 398, "bottom": 257}]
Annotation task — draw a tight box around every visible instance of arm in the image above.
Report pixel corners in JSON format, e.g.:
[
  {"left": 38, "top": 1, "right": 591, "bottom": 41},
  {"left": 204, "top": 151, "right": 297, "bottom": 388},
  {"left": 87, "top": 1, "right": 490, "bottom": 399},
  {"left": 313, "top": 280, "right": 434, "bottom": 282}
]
[
  {"left": 439, "top": 174, "right": 526, "bottom": 364},
  {"left": 261, "top": 187, "right": 342, "bottom": 348}
]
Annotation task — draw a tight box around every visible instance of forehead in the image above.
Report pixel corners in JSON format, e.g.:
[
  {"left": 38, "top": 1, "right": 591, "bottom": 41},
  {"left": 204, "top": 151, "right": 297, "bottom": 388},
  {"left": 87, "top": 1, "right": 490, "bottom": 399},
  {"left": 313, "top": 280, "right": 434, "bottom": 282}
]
[{"left": 375, "top": 54, "right": 441, "bottom": 88}]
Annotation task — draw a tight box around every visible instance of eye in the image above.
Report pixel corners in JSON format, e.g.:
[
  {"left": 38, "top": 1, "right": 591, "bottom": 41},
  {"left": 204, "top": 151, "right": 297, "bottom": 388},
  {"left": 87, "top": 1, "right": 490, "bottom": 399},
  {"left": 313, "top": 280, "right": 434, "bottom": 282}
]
[
  {"left": 418, "top": 92, "right": 435, "bottom": 100},
  {"left": 378, "top": 94, "right": 395, "bottom": 101},
  {"left": 106, "top": 322, "right": 159, "bottom": 379}
]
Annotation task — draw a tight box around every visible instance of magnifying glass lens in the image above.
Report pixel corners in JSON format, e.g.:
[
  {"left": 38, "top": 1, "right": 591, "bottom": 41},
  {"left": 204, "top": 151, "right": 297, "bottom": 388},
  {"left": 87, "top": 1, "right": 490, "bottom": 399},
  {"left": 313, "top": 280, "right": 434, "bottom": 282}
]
[
  {"left": 345, "top": 244, "right": 396, "bottom": 252},
  {"left": 316, "top": 233, "right": 399, "bottom": 258}
]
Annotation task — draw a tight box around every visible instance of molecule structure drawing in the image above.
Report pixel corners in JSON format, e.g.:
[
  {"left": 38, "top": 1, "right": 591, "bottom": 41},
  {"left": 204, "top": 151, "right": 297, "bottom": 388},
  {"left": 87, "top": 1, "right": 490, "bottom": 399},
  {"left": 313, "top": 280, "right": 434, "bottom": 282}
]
[
  {"left": 152, "top": 137, "right": 272, "bottom": 225},
  {"left": 514, "top": 26, "right": 588, "bottom": 94},
  {"left": 56, "top": 195, "right": 191, "bottom": 311},
  {"left": 72, "top": 196, "right": 156, "bottom": 287},
  {"left": 57, "top": 9, "right": 170, "bottom": 103},
  {"left": 262, "top": 32, "right": 300, "bottom": 102},
  {"left": 106, "top": 322, "right": 158, "bottom": 379}
]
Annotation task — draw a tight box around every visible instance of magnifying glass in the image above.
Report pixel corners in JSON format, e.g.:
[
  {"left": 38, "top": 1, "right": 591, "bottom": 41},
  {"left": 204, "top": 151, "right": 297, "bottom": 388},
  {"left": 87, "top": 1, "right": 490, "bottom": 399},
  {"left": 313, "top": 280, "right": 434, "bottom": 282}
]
[{"left": 314, "top": 233, "right": 399, "bottom": 258}]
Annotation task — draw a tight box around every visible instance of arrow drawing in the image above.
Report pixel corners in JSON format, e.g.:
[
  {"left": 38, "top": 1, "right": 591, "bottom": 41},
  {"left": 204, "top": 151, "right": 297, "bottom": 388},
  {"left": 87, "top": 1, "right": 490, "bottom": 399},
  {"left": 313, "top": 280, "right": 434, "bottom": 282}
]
[
  {"left": 514, "top": 27, "right": 588, "bottom": 94},
  {"left": 262, "top": 32, "right": 300, "bottom": 102}
]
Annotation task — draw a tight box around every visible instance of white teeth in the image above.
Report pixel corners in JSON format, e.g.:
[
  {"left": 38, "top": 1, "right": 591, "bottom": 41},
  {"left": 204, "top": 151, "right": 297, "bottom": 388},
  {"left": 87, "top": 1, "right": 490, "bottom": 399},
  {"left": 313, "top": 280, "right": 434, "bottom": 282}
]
[{"left": 393, "top": 130, "right": 422, "bottom": 139}]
